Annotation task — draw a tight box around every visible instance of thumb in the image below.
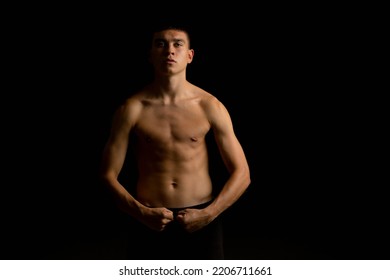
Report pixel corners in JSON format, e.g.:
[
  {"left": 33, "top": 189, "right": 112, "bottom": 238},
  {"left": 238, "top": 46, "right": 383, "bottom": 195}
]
[{"left": 176, "top": 211, "right": 186, "bottom": 222}]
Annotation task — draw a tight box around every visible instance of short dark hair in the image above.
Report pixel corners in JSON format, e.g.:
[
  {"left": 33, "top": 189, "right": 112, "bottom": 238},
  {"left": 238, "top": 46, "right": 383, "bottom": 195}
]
[{"left": 149, "top": 21, "right": 193, "bottom": 48}]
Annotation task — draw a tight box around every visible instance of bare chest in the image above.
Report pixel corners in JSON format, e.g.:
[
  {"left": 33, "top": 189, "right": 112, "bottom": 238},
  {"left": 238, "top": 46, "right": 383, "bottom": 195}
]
[{"left": 135, "top": 104, "right": 210, "bottom": 143}]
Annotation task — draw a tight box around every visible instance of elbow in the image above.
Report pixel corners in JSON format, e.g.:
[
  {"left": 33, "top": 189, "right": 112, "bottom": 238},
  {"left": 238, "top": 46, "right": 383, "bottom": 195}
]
[
  {"left": 100, "top": 174, "right": 110, "bottom": 186},
  {"left": 243, "top": 161, "right": 251, "bottom": 186},
  {"left": 244, "top": 170, "right": 251, "bottom": 189},
  {"left": 99, "top": 169, "right": 110, "bottom": 184},
  {"left": 237, "top": 165, "right": 251, "bottom": 189},
  {"left": 99, "top": 169, "right": 118, "bottom": 187}
]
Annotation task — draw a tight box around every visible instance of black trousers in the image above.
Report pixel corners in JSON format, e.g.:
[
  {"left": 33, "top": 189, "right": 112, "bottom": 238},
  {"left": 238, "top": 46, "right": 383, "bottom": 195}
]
[{"left": 125, "top": 201, "right": 224, "bottom": 260}]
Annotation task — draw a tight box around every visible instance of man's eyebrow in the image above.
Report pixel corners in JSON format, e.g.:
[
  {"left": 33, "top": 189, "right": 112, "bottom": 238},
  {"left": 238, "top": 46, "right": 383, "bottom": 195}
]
[
  {"left": 154, "top": 38, "right": 186, "bottom": 43},
  {"left": 172, "top": 39, "right": 186, "bottom": 44}
]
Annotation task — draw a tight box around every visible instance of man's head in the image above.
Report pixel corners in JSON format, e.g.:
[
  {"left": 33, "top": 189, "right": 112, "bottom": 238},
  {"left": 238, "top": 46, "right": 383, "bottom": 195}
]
[
  {"left": 151, "top": 24, "right": 192, "bottom": 49},
  {"left": 149, "top": 25, "right": 194, "bottom": 76}
]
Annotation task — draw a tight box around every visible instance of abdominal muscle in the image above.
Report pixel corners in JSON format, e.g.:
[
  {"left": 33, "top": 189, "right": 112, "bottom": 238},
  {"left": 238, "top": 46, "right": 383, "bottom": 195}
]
[
  {"left": 136, "top": 169, "right": 213, "bottom": 208},
  {"left": 134, "top": 146, "right": 214, "bottom": 208}
]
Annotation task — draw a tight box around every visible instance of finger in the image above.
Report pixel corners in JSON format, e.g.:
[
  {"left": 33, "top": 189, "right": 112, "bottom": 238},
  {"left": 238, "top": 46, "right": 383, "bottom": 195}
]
[
  {"left": 177, "top": 209, "right": 187, "bottom": 215},
  {"left": 162, "top": 209, "right": 174, "bottom": 220},
  {"left": 176, "top": 213, "right": 185, "bottom": 222},
  {"left": 156, "top": 224, "right": 166, "bottom": 232}
]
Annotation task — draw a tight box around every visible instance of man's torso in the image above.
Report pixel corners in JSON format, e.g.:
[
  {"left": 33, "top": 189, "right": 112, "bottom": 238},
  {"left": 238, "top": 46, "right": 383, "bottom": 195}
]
[{"left": 131, "top": 90, "right": 214, "bottom": 208}]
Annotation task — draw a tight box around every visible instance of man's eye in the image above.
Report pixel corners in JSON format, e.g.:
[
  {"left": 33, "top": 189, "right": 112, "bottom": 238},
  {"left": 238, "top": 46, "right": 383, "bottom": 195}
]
[{"left": 155, "top": 41, "right": 165, "bottom": 47}]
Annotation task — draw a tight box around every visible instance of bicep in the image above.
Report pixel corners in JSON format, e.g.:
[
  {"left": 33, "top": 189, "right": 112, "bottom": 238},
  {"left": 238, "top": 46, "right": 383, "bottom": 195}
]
[
  {"left": 210, "top": 102, "right": 248, "bottom": 172},
  {"left": 101, "top": 106, "right": 134, "bottom": 177},
  {"left": 214, "top": 128, "right": 248, "bottom": 173}
]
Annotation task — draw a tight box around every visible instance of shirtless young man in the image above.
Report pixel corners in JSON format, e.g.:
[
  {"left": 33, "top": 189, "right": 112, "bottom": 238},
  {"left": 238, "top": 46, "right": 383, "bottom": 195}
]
[{"left": 100, "top": 25, "right": 251, "bottom": 259}]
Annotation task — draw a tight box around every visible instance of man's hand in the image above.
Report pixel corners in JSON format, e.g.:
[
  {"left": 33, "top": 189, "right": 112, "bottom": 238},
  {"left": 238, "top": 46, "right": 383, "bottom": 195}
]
[
  {"left": 176, "top": 208, "right": 213, "bottom": 233},
  {"left": 141, "top": 207, "right": 174, "bottom": 231}
]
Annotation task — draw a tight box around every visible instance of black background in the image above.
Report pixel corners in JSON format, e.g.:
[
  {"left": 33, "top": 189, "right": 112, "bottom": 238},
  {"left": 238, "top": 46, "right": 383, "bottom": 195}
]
[{"left": 2, "top": 4, "right": 388, "bottom": 260}]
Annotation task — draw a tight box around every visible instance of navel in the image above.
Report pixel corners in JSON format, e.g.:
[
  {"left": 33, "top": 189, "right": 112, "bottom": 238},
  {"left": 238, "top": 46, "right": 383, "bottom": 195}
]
[{"left": 190, "top": 137, "right": 198, "bottom": 142}]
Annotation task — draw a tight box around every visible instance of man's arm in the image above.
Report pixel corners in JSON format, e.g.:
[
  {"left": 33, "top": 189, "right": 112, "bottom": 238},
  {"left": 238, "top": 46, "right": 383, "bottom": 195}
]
[
  {"left": 207, "top": 99, "right": 251, "bottom": 216},
  {"left": 100, "top": 100, "right": 143, "bottom": 217},
  {"left": 100, "top": 99, "right": 174, "bottom": 231},
  {"left": 176, "top": 96, "right": 251, "bottom": 232}
]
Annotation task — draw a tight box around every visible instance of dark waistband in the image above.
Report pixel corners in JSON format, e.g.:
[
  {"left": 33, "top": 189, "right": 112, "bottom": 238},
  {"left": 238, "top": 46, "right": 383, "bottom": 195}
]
[{"left": 168, "top": 200, "right": 213, "bottom": 213}]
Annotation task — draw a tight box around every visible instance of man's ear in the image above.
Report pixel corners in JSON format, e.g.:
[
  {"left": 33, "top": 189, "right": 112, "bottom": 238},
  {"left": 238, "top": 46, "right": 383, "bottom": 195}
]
[{"left": 187, "top": 49, "right": 194, "bottom": 64}]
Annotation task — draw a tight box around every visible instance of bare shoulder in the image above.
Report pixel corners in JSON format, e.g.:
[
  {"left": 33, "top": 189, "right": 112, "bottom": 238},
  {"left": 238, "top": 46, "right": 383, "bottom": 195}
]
[
  {"left": 190, "top": 84, "right": 230, "bottom": 121},
  {"left": 190, "top": 84, "right": 224, "bottom": 110},
  {"left": 122, "top": 92, "right": 144, "bottom": 109},
  {"left": 114, "top": 91, "right": 146, "bottom": 123}
]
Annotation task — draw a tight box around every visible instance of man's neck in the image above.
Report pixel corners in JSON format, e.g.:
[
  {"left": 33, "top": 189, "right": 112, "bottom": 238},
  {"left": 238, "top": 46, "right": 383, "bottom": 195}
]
[{"left": 151, "top": 74, "right": 189, "bottom": 100}]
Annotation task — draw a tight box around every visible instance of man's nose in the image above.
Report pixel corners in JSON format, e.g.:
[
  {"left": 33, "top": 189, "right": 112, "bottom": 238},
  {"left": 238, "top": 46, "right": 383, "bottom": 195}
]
[{"left": 166, "top": 44, "right": 175, "bottom": 54}]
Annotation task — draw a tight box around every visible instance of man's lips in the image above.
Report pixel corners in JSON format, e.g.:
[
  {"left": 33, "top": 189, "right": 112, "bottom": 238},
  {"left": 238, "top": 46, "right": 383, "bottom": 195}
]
[{"left": 166, "top": 59, "right": 176, "bottom": 63}]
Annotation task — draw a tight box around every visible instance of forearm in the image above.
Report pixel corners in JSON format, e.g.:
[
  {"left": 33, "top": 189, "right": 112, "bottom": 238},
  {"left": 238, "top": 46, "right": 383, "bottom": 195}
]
[
  {"left": 101, "top": 176, "right": 145, "bottom": 219},
  {"left": 207, "top": 169, "right": 251, "bottom": 219}
]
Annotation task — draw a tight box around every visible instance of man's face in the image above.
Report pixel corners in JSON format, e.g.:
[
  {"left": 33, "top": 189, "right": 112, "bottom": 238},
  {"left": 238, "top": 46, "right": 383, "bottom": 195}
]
[{"left": 150, "top": 29, "right": 194, "bottom": 75}]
